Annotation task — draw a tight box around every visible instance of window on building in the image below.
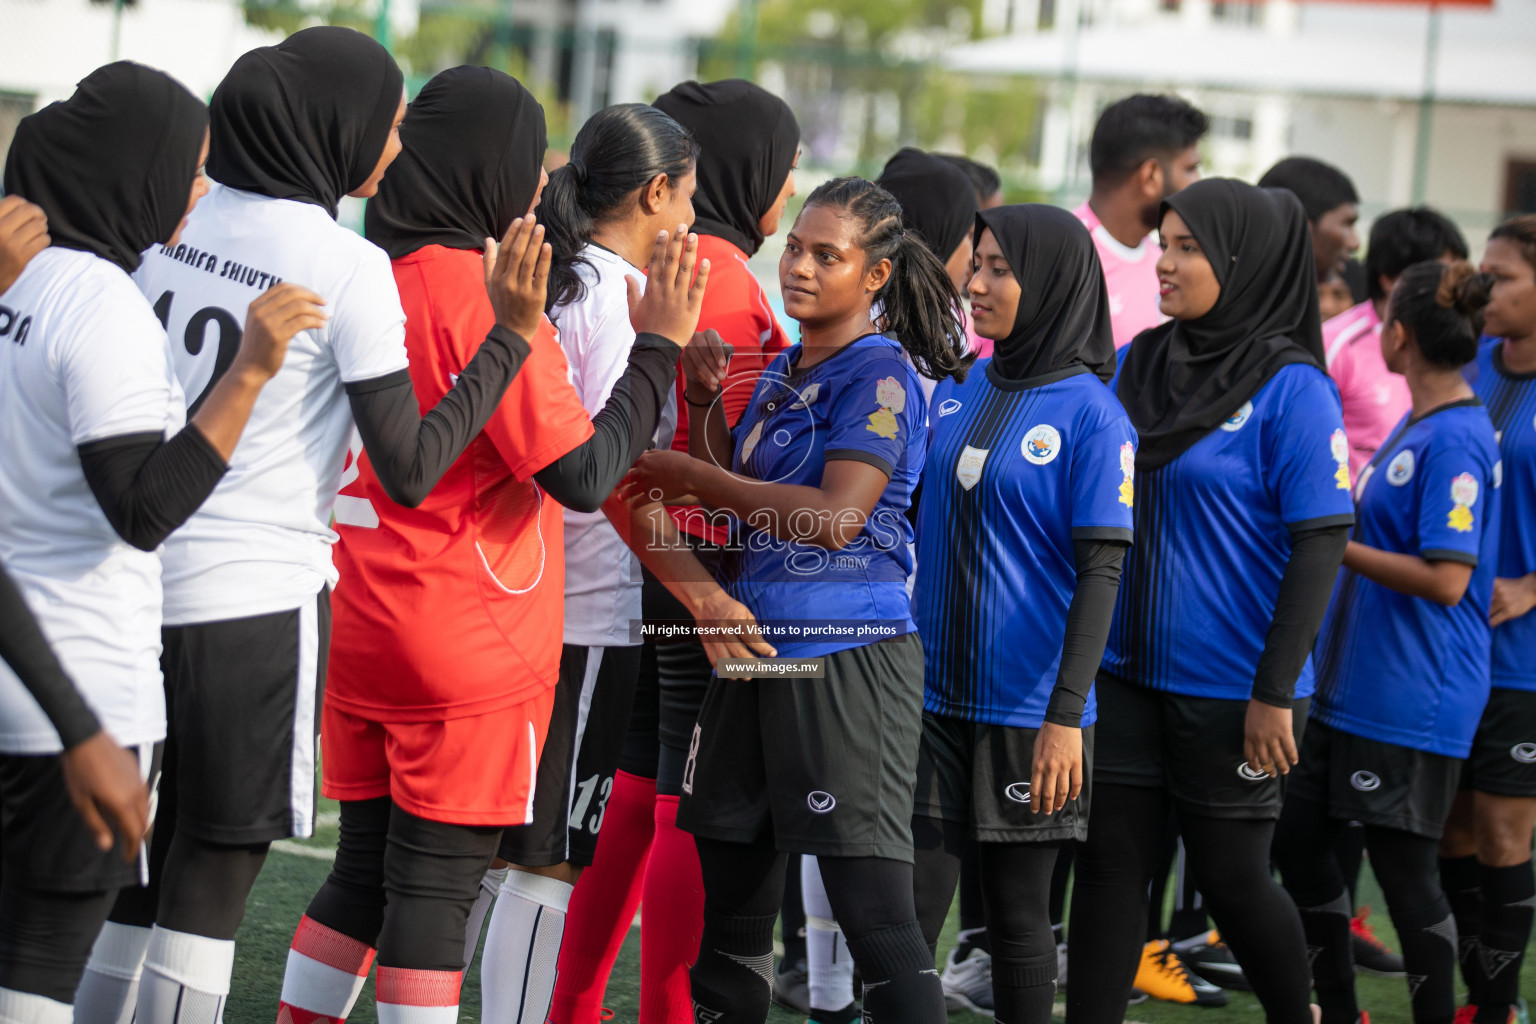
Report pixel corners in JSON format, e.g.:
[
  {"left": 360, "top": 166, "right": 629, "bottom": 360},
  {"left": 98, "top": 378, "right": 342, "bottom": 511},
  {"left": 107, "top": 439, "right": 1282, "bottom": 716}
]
[
  {"left": 1210, "top": 114, "right": 1254, "bottom": 140},
  {"left": 0, "top": 93, "right": 33, "bottom": 174},
  {"left": 1212, "top": 0, "right": 1263, "bottom": 25},
  {"left": 1508, "top": 160, "right": 1536, "bottom": 216},
  {"left": 1038, "top": 0, "right": 1055, "bottom": 30},
  {"left": 1159, "top": 0, "right": 1181, "bottom": 11}
]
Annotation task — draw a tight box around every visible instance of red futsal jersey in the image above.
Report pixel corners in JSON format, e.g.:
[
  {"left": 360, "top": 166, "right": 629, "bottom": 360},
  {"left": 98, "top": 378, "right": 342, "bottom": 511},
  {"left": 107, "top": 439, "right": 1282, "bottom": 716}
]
[
  {"left": 669, "top": 233, "right": 791, "bottom": 542},
  {"left": 328, "top": 245, "right": 594, "bottom": 722}
]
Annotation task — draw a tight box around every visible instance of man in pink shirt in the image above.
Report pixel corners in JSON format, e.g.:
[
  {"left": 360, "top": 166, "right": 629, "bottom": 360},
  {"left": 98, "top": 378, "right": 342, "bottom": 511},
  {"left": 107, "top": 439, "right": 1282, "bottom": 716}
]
[
  {"left": 1325, "top": 206, "right": 1467, "bottom": 478},
  {"left": 1071, "top": 94, "right": 1209, "bottom": 347}
]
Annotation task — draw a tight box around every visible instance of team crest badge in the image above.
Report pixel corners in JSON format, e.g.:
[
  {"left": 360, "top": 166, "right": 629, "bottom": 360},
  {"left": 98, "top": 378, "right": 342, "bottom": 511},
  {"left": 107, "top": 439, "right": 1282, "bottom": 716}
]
[
  {"left": 866, "top": 376, "right": 907, "bottom": 440},
  {"left": 1118, "top": 441, "right": 1135, "bottom": 507},
  {"left": 1021, "top": 424, "right": 1062, "bottom": 465},
  {"left": 1220, "top": 401, "right": 1253, "bottom": 432},
  {"left": 1387, "top": 449, "right": 1415, "bottom": 486},
  {"left": 1448, "top": 472, "right": 1478, "bottom": 533},
  {"left": 955, "top": 446, "right": 989, "bottom": 491},
  {"left": 741, "top": 420, "right": 764, "bottom": 463},
  {"left": 1330, "top": 428, "right": 1351, "bottom": 491}
]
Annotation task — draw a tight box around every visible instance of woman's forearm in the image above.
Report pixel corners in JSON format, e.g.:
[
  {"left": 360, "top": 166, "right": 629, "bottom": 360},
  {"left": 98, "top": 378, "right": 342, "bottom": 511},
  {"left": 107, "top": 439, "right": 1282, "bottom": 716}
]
[
  {"left": 686, "top": 460, "right": 867, "bottom": 551},
  {"left": 1343, "top": 540, "right": 1474, "bottom": 606}
]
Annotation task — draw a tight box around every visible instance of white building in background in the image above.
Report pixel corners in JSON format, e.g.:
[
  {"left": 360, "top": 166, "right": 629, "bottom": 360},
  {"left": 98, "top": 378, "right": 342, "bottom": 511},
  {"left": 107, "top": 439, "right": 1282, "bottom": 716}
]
[{"left": 946, "top": 0, "right": 1536, "bottom": 238}]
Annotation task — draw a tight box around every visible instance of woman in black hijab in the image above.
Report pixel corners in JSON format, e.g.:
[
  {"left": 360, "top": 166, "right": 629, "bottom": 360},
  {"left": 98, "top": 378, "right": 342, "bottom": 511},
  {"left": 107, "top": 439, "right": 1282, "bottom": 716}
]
[
  {"left": 273, "top": 65, "right": 710, "bottom": 1024},
  {"left": 877, "top": 147, "right": 979, "bottom": 294},
  {"left": 1068, "top": 179, "right": 1353, "bottom": 1024},
  {"left": 0, "top": 61, "right": 311, "bottom": 1020},
  {"left": 909, "top": 205, "right": 1133, "bottom": 1024}
]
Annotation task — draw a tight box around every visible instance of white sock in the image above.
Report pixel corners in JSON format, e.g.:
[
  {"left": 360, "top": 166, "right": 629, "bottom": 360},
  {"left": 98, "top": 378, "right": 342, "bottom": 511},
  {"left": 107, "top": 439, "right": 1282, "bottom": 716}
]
[
  {"left": 0, "top": 987, "right": 73, "bottom": 1024},
  {"left": 75, "top": 922, "right": 152, "bottom": 1024},
  {"left": 802, "top": 857, "right": 855, "bottom": 1012},
  {"left": 462, "top": 865, "right": 509, "bottom": 970},
  {"left": 374, "top": 966, "right": 460, "bottom": 1024},
  {"left": 480, "top": 870, "right": 573, "bottom": 1024},
  {"left": 134, "top": 927, "right": 235, "bottom": 1024}
]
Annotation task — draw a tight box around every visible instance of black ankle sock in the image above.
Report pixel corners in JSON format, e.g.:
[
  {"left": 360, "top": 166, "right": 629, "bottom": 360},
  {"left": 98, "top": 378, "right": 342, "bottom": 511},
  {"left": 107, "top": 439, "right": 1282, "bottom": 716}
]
[
  {"left": 1296, "top": 890, "right": 1358, "bottom": 1024},
  {"left": 1393, "top": 899, "right": 1458, "bottom": 1024},
  {"left": 1473, "top": 861, "right": 1534, "bottom": 1024},
  {"left": 848, "top": 921, "right": 945, "bottom": 1024},
  {"left": 1441, "top": 854, "right": 1484, "bottom": 1003},
  {"left": 992, "top": 950, "right": 1058, "bottom": 1024},
  {"left": 690, "top": 910, "right": 778, "bottom": 1024}
]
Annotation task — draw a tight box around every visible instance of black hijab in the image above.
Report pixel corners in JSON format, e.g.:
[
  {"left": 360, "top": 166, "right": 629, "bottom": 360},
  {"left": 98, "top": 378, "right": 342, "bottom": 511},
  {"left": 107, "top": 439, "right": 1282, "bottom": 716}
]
[
  {"left": 3, "top": 62, "right": 207, "bottom": 274},
  {"left": 208, "top": 26, "right": 404, "bottom": 219},
  {"left": 652, "top": 80, "right": 798, "bottom": 257},
  {"left": 1116, "top": 178, "right": 1325, "bottom": 470},
  {"left": 877, "top": 148, "right": 977, "bottom": 266},
  {"left": 976, "top": 204, "right": 1116, "bottom": 384},
  {"left": 365, "top": 66, "right": 546, "bottom": 260}
]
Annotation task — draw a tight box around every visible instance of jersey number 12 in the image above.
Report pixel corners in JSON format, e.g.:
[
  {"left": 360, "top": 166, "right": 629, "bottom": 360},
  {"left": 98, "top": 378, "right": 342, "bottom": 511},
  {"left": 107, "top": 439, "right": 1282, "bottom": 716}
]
[{"left": 152, "top": 290, "right": 242, "bottom": 416}]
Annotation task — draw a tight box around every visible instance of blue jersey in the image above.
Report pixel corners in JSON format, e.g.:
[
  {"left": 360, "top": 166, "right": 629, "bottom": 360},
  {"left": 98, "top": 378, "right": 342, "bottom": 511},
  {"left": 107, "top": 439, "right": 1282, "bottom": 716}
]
[
  {"left": 1104, "top": 361, "right": 1356, "bottom": 701},
  {"left": 718, "top": 333, "right": 925, "bottom": 657},
  {"left": 914, "top": 362, "right": 1136, "bottom": 728},
  {"left": 1469, "top": 339, "right": 1536, "bottom": 692},
  {"left": 1312, "top": 401, "right": 1501, "bottom": 757}
]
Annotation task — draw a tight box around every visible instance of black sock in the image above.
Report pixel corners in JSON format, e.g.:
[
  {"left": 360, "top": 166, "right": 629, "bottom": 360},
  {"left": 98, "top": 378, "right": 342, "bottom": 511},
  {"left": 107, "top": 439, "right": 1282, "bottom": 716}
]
[
  {"left": 1295, "top": 890, "right": 1359, "bottom": 1024},
  {"left": 1392, "top": 899, "right": 1458, "bottom": 1024},
  {"left": 1473, "top": 861, "right": 1535, "bottom": 1023},
  {"left": 992, "top": 949, "right": 1057, "bottom": 1024},
  {"left": 810, "top": 1001, "right": 860, "bottom": 1024},
  {"left": 690, "top": 910, "right": 778, "bottom": 1024},
  {"left": 1441, "top": 855, "right": 1484, "bottom": 1003},
  {"left": 847, "top": 921, "right": 945, "bottom": 1024}
]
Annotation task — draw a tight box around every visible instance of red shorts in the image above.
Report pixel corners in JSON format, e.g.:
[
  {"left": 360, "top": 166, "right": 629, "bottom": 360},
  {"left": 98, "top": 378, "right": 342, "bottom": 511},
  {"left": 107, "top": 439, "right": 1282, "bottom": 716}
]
[{"left": 321, "top": 689, "right": 557, "bottom": 826}]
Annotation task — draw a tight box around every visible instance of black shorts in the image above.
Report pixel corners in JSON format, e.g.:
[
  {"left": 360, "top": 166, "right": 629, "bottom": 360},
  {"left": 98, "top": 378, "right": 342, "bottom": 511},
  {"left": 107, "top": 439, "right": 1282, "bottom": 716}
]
[
  {"left": 1460, "top": 688, "right": 1536, "bottom": 798},
  {"left": 913, "top": 712, "right": 1092, "bottom": 843},
  {"left": 0, "top": 742, "right": 160, "bottom": 892},
  {"left": 1287, "top": 719, "right": 1461, "bottom": 839},
  {"left": 498, "top": 643, "right": 642, "bottom": 868},
  {"left": 1093, "top": 671, "right": 1308, "bottom": 820},
  {"left": 676, "top": 633, "right": 924, "bottom": 862},
  {"left": 161, "top": 589, "right": 330, "bottom": 844}
]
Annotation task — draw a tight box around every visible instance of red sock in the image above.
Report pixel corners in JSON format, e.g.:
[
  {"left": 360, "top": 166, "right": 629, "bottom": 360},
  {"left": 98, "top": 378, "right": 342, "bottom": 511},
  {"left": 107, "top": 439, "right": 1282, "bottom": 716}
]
[
  {"left": 373, "top": 966, "right": 460, "bottom": 1024},
  {"left": 276, "top": 916, "right": 375, "bottom": 1024},
  {"left": 549, "top": 770, "right": 658, "bottom": 1024},
  {"left": 640, "top": 794, "right": 704, "bottom": 1024}
]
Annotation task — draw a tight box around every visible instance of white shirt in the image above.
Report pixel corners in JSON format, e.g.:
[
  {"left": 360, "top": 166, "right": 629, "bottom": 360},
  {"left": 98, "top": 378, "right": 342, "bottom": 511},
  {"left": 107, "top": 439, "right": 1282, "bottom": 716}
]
[
  {"left": 0, "top": 249, "right": 184, "bottom": 753},
  {"left": 134, "top": 184, "right": 409, "bottom": 624},
  {"left": 553, "top": 244, "right": 676, "bottom": 647}
]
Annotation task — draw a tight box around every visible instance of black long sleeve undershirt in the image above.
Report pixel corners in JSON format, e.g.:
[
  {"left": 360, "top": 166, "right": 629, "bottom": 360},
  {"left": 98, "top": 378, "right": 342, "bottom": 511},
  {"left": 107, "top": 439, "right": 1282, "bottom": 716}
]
[
  {"left": 77, "top": 427, "right": 229, "bottom": 553},
  {"left": 1044, "top": 538, "right": 1129, "bottom": 728},
  {"left": 532, "top": 333, "right": 682, "bottom": 513},
  {"left": 346, "top": 324, "right": 531, "bottom": 509},
  {"left": 1251, "top": 522, "right": 1351, "bottom": 707},
  {"left": 0, "top": 562, "right": 100, "bottom": 749}
]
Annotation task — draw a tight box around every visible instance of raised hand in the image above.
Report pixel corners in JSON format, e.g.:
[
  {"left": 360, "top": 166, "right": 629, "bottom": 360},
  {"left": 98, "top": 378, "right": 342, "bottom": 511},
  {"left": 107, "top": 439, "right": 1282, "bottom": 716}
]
[
  {"left": 625, "top": 225, "right": 710, "bottom": 347},
  {"left": 483, "top": 215, "right": 551, "bottom": 340}
]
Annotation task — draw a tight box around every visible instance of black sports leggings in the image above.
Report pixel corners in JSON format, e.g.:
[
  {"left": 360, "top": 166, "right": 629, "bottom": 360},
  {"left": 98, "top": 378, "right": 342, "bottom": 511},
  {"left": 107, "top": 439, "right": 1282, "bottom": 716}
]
[
  {"left": 0, "top": 885, "right": 116, "bottom": 1003},
  {"left": 1274, "top": 793, "right": 1456, "bottom": 1024},
  {"left": 691, "top": 835, "right": 944, "bottom": 1024},
  {"left": 303, "top": 797, "right": 501, "bottom": 970},
  {"left": 914, "top": 816, "right": 1063, "bottom": 1024},
  {"left": 1067, "top": 782, "right": 1313, "bottom": 1024}
]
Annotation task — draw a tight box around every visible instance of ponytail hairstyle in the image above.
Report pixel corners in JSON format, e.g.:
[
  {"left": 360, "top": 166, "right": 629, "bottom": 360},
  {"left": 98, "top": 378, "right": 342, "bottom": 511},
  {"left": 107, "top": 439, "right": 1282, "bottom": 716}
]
[
  {"left": 1385, "top": 259, "right": 1492, "bottom": 368},
  {"left": 1489, "top": 214, "right": 1536, "bottom": 273},
  {"left": 800, "top": 176, "right": 974, "bottom": 383},
  {"left": 540, "top": 103, "right": 699, "bottom": 315}
]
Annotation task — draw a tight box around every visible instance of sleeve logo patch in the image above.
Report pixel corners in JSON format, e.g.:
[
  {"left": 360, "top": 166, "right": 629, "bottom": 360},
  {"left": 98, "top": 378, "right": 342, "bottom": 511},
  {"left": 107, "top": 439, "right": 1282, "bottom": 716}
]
[
  {"left": 1021, "top": 424, "right": 1062, "bottom": 465},
  {"left": 1448, "top": 471, "right": 1479, "bottom": 533},
  {"left": 956, "top": 445, "right": 989, "bottom": 491},
  {"left": 1118, "top": 441, "right": 1135, "bottom": 507},
  {"left": 1386, "top": 449, "right": 1415, "bottom": 486},
  {"left": 1330, "top": 428, "right": 1351, "bottom": 491},
  {"left": 865, "top": 375, "right": 906, "bottom": 440},
  {"left": 1220, "top": 401, "right": 1253, "bottom": 432}
]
